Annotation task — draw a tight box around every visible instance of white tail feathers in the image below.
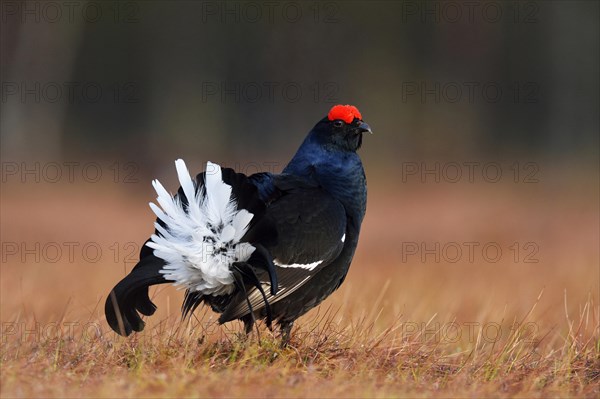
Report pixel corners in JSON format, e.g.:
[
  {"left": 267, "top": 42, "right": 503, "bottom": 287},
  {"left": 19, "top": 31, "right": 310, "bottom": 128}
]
[{"left": 146, "top": 159, "right": 255, "bottom": 295}]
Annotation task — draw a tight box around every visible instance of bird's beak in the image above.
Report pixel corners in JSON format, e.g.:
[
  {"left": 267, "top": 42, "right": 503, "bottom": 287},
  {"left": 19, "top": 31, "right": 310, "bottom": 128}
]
[{"left": 358, "top": 121, "right": 373, "bottom": 134}]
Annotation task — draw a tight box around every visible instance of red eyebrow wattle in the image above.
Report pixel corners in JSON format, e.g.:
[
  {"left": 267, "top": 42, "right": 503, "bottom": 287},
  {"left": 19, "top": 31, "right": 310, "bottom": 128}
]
[{"left": 328, "top": 104, "right": 362, "bottom": 124}]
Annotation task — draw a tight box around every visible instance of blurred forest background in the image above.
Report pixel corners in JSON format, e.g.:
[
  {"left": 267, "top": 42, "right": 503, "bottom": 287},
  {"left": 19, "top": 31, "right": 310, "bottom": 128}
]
[{"left": 1, "top": 0, "right": 598, "bottom": 169}]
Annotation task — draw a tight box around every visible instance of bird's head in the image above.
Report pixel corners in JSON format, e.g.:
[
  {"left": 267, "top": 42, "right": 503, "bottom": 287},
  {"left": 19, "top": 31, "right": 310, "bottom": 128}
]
[{"left": 311, "top": 104, "right": 372, "bottom": 152}]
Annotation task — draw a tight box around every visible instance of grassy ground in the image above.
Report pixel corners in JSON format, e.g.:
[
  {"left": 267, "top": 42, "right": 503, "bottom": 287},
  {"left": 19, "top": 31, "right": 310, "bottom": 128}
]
[{"left": 1, "top": 166, "right": 598, "bottom": 397}]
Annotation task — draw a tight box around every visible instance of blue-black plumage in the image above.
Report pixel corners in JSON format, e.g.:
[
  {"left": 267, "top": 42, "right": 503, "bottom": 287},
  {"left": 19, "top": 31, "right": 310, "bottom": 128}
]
[{"left": 105, "top": 105, "right": 371, "bottom": 344}]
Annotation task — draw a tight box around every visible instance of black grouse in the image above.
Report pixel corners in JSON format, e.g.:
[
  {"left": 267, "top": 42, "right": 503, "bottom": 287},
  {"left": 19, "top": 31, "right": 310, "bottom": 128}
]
[{"left": 105, "top": 104, "right": 371, "bottom": 343}]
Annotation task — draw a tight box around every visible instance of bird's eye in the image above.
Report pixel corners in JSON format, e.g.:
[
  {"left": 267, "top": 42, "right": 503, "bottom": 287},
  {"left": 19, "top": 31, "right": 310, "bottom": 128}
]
[{"left": 333, "top": 120, "right": 344, "bottom": 128}]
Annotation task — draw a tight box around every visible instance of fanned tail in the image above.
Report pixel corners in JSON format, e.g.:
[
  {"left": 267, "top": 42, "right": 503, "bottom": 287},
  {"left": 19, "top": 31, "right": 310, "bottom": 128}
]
[
  {"left": 105, "top": 159, "right": 279, "bottom": 336},
  {"left": 145, "top": 160, "right": 256, "bottom": 296}
]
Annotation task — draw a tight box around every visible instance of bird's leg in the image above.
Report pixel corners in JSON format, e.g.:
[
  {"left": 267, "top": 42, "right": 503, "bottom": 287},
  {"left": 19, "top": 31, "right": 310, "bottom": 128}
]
[{"left": 280, "top": 321, "right": 294, "bottom": 347}]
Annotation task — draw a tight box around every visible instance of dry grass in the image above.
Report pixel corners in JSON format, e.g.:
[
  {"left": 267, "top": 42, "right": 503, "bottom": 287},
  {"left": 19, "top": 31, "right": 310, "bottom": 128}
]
[{"left": 1, "top": 165, "right": 598, "bottom": 398}]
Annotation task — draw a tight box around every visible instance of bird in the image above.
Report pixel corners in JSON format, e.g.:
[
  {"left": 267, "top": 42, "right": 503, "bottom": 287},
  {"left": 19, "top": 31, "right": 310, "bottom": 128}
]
[{"left": 105, "top": 104, "right": 371, "bottom": 344}]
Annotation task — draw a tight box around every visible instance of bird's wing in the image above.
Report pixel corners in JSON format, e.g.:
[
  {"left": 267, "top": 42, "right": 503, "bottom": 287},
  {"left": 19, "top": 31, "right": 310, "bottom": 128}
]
[{"left": 219, "top": 175, "right": 347, "bottom": 323}]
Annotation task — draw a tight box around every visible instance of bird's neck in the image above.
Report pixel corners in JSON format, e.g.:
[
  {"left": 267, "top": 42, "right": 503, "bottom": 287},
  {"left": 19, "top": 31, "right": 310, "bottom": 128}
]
[{"left": 284, "top": 136, "right": 367, "bottom": 229}]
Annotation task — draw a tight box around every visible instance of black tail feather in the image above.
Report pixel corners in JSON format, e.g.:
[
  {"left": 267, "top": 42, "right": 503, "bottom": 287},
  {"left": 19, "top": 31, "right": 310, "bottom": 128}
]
[
  {"left": 218, "top": 262, "right": 274, "bottom": 330},
  {"left": 182, "top": 290, "right": 204, "bottom": 319},
  {"left": 251, "top": 244, "right": 278, "bottom": 296},
  {"left": 234, "top": 262, "right": 273, "bottom": 329},
  {"left": 105, "top": 253, "right": 167, "bottom": 336},
  {"left": 229, "top": 267, "right": 256, "bottom": 330}
]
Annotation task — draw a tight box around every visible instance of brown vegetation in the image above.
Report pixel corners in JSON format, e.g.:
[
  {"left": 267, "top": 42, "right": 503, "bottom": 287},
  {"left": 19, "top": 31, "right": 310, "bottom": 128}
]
[{"left": 1, "top": 169, "right": 598, "bottom": 397}]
